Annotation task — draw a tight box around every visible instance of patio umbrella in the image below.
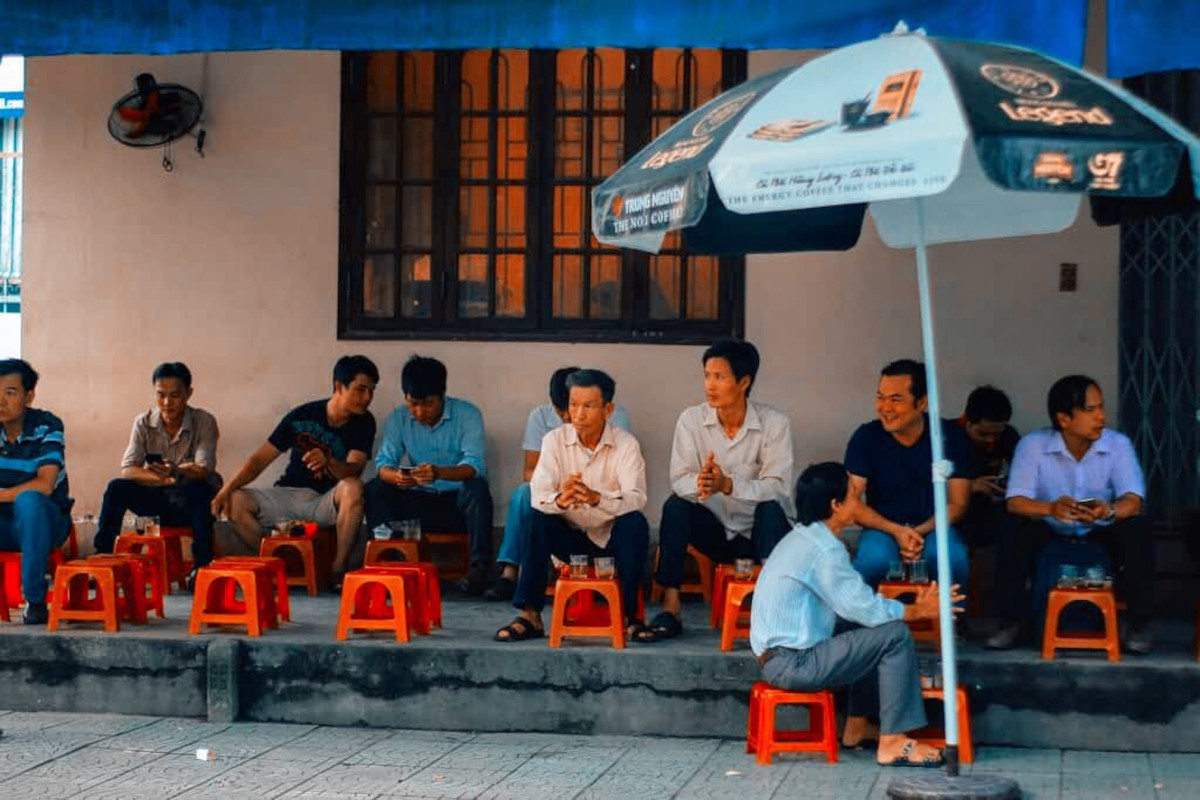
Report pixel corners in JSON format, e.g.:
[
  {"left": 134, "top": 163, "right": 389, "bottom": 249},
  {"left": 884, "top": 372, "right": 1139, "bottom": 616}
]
[{"left": 593, "top": 26, "right": 1200, "bottom": 786}]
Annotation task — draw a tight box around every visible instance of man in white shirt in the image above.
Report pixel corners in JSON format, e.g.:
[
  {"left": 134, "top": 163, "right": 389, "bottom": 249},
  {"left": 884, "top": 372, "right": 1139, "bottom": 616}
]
[
  {"left": 641, "top": 339, "right": 793, "bottom": 642},
  {"left": 494, "top": 369, "right": 649, "bottom": 642}
]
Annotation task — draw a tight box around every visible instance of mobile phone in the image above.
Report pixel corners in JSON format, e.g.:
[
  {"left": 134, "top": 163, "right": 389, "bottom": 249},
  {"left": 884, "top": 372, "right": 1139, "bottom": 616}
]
[
  {"left": 145, "top": 453, "right": 164, "bottom": 464},
  {"left": 1076, "top": 497, "right": 1100, "bottom": 509},
  {"left": 399, "top": 466, "right": 413, "bottom": 475}
]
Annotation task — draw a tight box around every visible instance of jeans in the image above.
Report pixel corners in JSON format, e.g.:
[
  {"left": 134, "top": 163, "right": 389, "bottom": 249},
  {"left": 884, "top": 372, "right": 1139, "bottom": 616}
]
[
  {"left": 853, "top": 525, "right": 969, "bottom": 588},
  {"left": 0, "top": 490, "right": 71, "bottom": 603},
  {"left": 365, "top": 477, "right": 494, "bottom": 565},
  {"left": 497, "top": 482, "right": 532, "bottom": 566},
  {"left": 512, "top": 510, "right": 649, "bottom": 619},
  {"left": 654, "top": 495, "right": 790, "bottom": 588},
  {"left": 94, "top": 478, "right": 218, "bottom": 567}
]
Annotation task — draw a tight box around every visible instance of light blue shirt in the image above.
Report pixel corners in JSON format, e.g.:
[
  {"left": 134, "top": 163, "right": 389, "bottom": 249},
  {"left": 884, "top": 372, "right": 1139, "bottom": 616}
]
[
  {"left": 521, "top": 402, "right": 632, "bottom": 451},
  {"left": 1005, "top": 427, "right": 1145, "bottom": 536},
  {"left": 376, "top": 396, "right": 487, "bottom": 492},
  {"left": 750, "top": 520, "right": 904, "bottom": 656}
]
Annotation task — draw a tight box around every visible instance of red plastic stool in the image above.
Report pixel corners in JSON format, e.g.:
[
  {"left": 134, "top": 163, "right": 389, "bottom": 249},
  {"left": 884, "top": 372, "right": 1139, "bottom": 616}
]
[
  {"left": 712, "top": 564, "right": 762, "bottom": 628},
  {"left": 358, "top": 565, "right": 431, "bottom": 634},
  {"left": 48, "top": 560, "right": 136, "bottom": 632},
  {"left": 425, "top": 531, "right": 469, "bottom": 581},
  {"left": 114, "top": 534, "right": 170, "bottom": 595},
  {"left": 746, "top": 682, "right": 838, "bottom": 765},
  {"left": 212, "top": 556, "right": 291, "bottom": 623},
  {"left": 259, "top": 536, "right": 319, "bottom": 596},
  {"left": 720, "top": 580, "right": 756, "bottom": 651},
  {"left": 911, "top": 685, "right": 973, "bottom": 764},
  {"left": 0, "top": 558, "right": 10, "bottom": 621},
  {"left": 189, "top": 563, "right": 277, "bottom": 636},
  {"left": 159, "top": 526, "right": 194, "bottom": 591},
  {"left": 1042, "top": 587, "right": 1120, "bottom": 661},
  {"left": 88, "top": 553, "right": 161, "bottom": 621},
  {"left": 336, "top": 568, "right": 421, "bottom": 642},
  {"left": 3, "top": 548, "right": 68, "bottom": 608},
  {"left": 362, "top": 562, "right": 441, "bottom": 628},
  {"left": 549, "top": 576, "right": 626, "bottom": 649},
  {"left": 879, "top": 582, "right": 942, "bottom": 648},
  {"left": 365, "top": 538, "right": 428, "bottom": 566},
  {"left": 651, "top": 544, "right": 714, "bottom": 604}
]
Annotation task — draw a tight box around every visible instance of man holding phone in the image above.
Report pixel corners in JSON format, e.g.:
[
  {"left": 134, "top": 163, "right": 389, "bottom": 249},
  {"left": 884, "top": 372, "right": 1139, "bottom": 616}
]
[
  {"left": 956, "top": 385, "right": 1021, "bottom": 549},
  {"left": 988, "top": 375, "right": 1152, "bottom": 653},
  {"left": 95, "top": 362, "right": 220, "bottom": 584}
]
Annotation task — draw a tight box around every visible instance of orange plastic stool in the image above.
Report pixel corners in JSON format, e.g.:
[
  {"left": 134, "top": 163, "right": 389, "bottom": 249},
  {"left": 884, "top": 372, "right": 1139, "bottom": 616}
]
[
  {"left": 3, "top": 548, "right": 68, "bottom": 607},
  {"left": 365, "top": 538, "right": 427, "bottom": 566},
  {"left": 363, "top": 562, "right": 441, "bottom": 628},
  {"left": 212, "top": 556, "right": 291, "bottom": 623},
  {"left": 357, "top": 565, "right": 431, "bottom": 634},
  {"left": 425, "top": 532, "right": 469, "bottom": 581},
  {"left": 259, "top": 536, "right": 319, "bottom": 596},
  {"left": 712, "top": 564, "right": 762, "bottom": 628},
  {"left": 89, "top": 553, "right": 161, "bottom": 621},
  {"left": 189, "top": 563, "right": 276, "bottom": 636},
  {"left": 48, "top": 560, "right": 135, "bottom": 632},
  {"left": 650, "top": 544, "right": 714, "bottom": 604},
  {"left": 549, "top": 577, "right": 626, "bottom": 648},
  {"left": 879, "top": 582, "right": 942, "bottom": 648},
  {"left": 114, "top": 534, "right": 171, "bottom": 594},
  {"left": 335, "top": 568, "right": 420, "bottom": 642},
  {"left": 1042, "top": 587, "right": 1120, "bottom": 661},
  {"left": 746, "top": 682, "right": 838, "bottom": 765},
  {"left": 158, "top": 526, "right": 194, "bottom": 590},
  {"left": 912, "top": 685, "right": 973, "bottom": 764},
  {"left": 0, "top": 558, "right": 10, "bottom": 621},
  {"left": 720, "top": 580, "right": 756, "bottom": 651}
]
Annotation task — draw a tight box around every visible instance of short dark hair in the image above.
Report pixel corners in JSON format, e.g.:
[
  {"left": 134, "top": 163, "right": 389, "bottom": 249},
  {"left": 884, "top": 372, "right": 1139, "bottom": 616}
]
[
  {"left": 549, "top": 366, "right": 581, "bottom": 412},
  {"left": 565, "top": 368, "right": 616, "bottom": 404},
  {"left": 1047, "top": 374, "right": 1099, "bottom": 429},
  {"left": 0, "top": 359, "right": 38, "bottom": 392},
  {"left": 151, "top": 362, "right": 193, "bottom": 389},
  {"left": 702, "top": 339, "right": 760, "bottom": 396},
  {"left": 794, "top": 462, "right": 850, "bottom": 526},
  {"left": 964, "top": 385, "right": 1012, "bottom": 423},
  {"left": 401, "top": 355, "right": 446, "bottom": 399},
  {"left": 333, "top": 355, "right": 380, "bottom": 389},
  {"left": 880, "top": 359, "right": 927, "bottom": 402}
]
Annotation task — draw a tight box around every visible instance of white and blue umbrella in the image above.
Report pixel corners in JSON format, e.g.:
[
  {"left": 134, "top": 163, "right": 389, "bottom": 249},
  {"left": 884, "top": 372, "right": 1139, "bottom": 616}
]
[{"left": 593, "top": 28, "right": 1200, "bottom": 773}]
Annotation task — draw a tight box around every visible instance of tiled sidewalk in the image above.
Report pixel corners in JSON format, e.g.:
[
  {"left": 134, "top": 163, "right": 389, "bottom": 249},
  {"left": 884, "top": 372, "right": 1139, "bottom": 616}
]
[{"left": 0, "top": 709, "right": 1190, "bottom": 799}]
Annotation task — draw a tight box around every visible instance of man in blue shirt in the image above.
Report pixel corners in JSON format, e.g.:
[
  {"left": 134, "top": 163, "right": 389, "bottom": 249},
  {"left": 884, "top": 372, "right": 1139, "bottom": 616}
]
[
  {"left": 0, "top": 359, "right": 72, "bottom": 625},
  {"left": 752, "top": 462, "right": 961, "bottom": 767},
  {"left": 486, "top": 366, "right": 631, "bottom": 601},
  {"left": 844, "top": 360, "right": 973, "bottom": 588},
  {"left": 987, "top": 375, "right": 1151, "bottom": 653},
  {"left": 366, "top": 356, "right": 494, "bottom": 594}
]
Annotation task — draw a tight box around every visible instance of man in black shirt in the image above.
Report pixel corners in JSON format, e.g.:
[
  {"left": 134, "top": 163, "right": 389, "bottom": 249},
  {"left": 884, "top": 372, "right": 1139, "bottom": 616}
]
[
  {"left": 956, "top": 385, "right": 1020, "bottom": 549},
  {"left": 212, "top": 356, "right": 378, "bottom": 581}
]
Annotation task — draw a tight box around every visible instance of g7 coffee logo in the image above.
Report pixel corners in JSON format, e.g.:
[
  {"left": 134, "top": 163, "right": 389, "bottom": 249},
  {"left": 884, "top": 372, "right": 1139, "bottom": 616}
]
[
  {"left": 980, "top": 64, "right": 1060, "bottom": 100},
  {"left": 1087, "top": 151, "right": 1124, "bottom": 191}
]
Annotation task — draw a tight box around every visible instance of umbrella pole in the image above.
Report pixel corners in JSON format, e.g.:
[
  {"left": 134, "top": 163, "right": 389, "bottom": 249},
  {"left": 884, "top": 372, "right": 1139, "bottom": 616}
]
[{"left": 913, "top": 197, "right": 961, "bottom": 777}]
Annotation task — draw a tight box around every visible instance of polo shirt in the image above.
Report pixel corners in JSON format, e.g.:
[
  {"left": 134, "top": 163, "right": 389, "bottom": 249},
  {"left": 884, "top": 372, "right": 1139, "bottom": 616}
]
[{"left": 0, "top": 408, "right": 71, "bottom": 513}]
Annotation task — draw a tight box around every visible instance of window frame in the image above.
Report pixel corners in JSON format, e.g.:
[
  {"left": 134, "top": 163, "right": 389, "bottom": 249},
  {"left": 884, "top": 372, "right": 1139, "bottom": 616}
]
[{"left": 338, "top": 48, "right": 747, "bottom": 344}]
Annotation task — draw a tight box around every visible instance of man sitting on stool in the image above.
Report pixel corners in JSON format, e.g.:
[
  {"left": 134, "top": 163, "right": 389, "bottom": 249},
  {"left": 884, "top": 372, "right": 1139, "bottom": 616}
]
[{"left": 752, "top": 462, "right": 963, "bottom": 767}]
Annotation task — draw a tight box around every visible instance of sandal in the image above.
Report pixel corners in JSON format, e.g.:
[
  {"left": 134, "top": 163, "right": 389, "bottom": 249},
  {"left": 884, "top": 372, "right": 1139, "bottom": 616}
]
[
  {"left": 634, "top": 611, "right": 683, "bottom": 643},
  {"left": 494, "top": 617, "right": 544, "bottom": 642},
  {"left": 878, "top": 740, "right": 944, "bottom": 768}
]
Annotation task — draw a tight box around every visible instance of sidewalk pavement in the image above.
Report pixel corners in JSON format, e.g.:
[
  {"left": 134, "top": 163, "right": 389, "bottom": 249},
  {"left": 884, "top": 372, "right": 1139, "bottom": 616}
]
[{"left": 0, "top": 709, "right": 1193, "bottom": 799}]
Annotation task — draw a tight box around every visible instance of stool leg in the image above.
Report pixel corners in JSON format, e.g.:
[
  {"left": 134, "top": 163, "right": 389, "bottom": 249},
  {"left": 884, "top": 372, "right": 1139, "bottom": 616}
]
[
  {"left": 746, "top": 685, "right": 759, "bottom": 755},
  {"left": 388, "top": 581, "right": 410, "bottom": 643},
  {"left": 609, "top": 587, "right": 626, "bottom": 650},
  {"left": 549, "top": 587, "right": 572, "bottom": 648},
  {"left": 1102, "top": 598, "right": 1121, "bottom": 663},
  {"left": 821, "top": 695, "right": 839, "bottom": 764},
  {"left": 756, "top": 696, "right": 775, "bottom": 766},
  {"left": 303, "top": 549, "right": 317, "bottom": 596},
  {"left": 242, "top": 575, "right": 262, "bottom": 637},
  {"left": 99, "top": 572, "right": 119, "bottom": 633},
  {"left": 1041, "top": 595, "right": 1061, "bottom": 660},
  {"left": 957, "top": 688, "right": 973, "bottom": 764},
  {"left": 335, "top": 581, "right": 354, "bottom": 641}
]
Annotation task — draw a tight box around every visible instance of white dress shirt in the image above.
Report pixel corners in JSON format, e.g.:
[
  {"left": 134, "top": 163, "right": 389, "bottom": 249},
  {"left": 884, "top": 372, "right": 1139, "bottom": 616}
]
[
  {"left": 669, "top": 401, "right": 794, "bottom": 539},
  {"left": 531, "top": 422, "right": 647, "bottom": 548}
]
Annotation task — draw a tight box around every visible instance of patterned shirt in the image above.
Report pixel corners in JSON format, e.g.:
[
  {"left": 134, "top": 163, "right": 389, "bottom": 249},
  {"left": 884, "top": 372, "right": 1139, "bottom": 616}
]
[
  {"left": 120, "top": 407, "right": 219, "bottom": 471},
  {"left": 750, "top": 520, "right": 904, "bottom": 656},
  {"left": 0, "top": 408, "right": 71, "bottom": 513}
]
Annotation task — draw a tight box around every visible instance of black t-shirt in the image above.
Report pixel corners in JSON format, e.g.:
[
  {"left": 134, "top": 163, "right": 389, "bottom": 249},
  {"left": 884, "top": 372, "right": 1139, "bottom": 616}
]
[
  {"left": 844, "top": 415, "right": 975, "bottom": 526},
  {"left": 268, "top": 400, "right": 376, "bottom": 494}
]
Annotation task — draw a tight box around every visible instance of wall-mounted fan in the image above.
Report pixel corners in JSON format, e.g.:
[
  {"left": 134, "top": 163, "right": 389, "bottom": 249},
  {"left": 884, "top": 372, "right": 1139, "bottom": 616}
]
[{"left": 107, "top": 73, "right": 206, "bottom": 172}]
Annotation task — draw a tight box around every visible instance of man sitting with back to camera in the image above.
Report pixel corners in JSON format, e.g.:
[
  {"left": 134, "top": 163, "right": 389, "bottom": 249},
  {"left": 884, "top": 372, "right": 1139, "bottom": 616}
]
[{"left": 752, "top": 462, "right": 963, "bottom": 767}]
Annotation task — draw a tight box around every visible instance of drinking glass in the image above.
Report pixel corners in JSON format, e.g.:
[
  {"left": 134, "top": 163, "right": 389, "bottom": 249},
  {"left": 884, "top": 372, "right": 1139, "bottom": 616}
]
[
  {"left": 886, "top": 561, "right": 907, "bottom": 582},
  {"left": 1058, "top": 564, "right": 1080, "bottom": 589},
  {"left": 1085, "top": 565, "right": 1106, "bottom": 589},
  {"left": 908, "top": 560, "right": 929, "bottom": 584},
  {"left": 373, "top": 524, "right": 393, "bottom": 541},
  {"left": 403, "top": 519, "right": 422, "bottom": 541},
  {"left": 734, "top": 558, "right": 755, "bottom": 580},
  {"left": 570, "top": 554, "right": 589, "bottom": 579},
  {"left": 137, "top": 515, "right": 161, "bottom": 536},
  {"left": 594, "top": 557, "right": 615, "bottom": 580}
]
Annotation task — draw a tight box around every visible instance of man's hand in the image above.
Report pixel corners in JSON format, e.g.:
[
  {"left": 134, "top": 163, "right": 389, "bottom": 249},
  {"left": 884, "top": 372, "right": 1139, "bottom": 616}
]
[
  {"left": 211, "top": 489, "right": 232, "bottom": 520},
  {"left": 392, "top": 468, "right": 417, "bottom": 488},
  {"left": 1075, "top": 499, "right": 1112, "bottom": 524},
  {"left": 302, "top": 448, "right": 330, "bottom": 478},
  {"left": 147, "top": 460, "right": 174, "bottom": 479},
  {"left": 697, "top": 451, "right": 729, "bottom": 501},
  {"left": 971, "top": 475, "right": 1004, "bottom": 498},
  {"left": 411, "top": 463, "right": 437, "bottom": 487},
  {"left": 557, "top": 472, "right": 598, "bottom": 508},
  {"left": 905, "top": 582, "right": 966, "bottom": 621},
  {"left": 892, "top": 526, "right": 923, "bottom": 561},
  {"left": 1050, "top": 495, "right": 1084, "bottom": 524}
]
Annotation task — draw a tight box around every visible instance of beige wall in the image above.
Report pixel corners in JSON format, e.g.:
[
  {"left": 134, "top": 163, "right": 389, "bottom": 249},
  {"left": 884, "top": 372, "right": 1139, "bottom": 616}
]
[{"left": 21, "top": 47, "right": 1118, "bottom": 527}]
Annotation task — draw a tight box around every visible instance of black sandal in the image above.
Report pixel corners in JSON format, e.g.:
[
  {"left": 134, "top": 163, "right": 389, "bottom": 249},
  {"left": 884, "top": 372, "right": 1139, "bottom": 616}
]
[
  {"left": 878, "top": 740, "right": 944, "bottom": 768},
  {"left": 494, "top": 617, "right": 544, "bottom": 642},
  {"left": 634, "top": 611, "right": 683, "bottom": 643}
]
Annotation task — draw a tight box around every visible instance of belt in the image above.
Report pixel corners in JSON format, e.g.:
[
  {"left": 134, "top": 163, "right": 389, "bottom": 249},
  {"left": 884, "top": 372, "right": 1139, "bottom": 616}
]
[{"left": 756, "top": 647, "right": 781, "bottom": 669}]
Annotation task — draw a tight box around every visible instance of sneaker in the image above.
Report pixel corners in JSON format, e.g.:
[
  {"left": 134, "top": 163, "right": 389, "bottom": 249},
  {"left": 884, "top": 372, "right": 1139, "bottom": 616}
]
[
  {"left": 985, "top": 622, "right": 1022, "bottom": 650},
  {"left": 21, "top": 601, "right": 48, "bottom": 626},
  {"left": 483, "top": 576, "right": 516, "bottom": 602},
  {"left": 1122, "top": 621, "right": 1153, "bottom": 655}
]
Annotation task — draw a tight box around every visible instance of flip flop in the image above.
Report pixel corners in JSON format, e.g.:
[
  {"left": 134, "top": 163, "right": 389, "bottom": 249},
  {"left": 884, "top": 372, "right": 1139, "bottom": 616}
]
[
  {"left": 634, "top": 611, "right": 683, "bottom": 643},
  {"left": 878, "top": 740, "right": 944, "bottom": 768},
  {"left": 494, "top": 617, "right": 544, "bottom": 642}
]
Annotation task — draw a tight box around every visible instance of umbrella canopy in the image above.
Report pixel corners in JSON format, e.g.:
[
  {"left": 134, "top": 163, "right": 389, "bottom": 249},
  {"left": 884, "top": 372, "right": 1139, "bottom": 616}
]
[{"left": 593, "top": 32, "right": 1200, "bottom": 254}]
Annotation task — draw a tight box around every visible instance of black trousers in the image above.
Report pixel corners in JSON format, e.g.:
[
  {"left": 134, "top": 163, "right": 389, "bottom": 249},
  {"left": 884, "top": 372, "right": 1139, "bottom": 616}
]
[
  {"left": 94, "top": 479, "right": 217, "bottom": 567},
  {"left": 654, "top": 494, "right": 790, "bottom": 588},
  {"left": 364, "top": 477, "right": 494, "bottom": 565},
  {"left": 993, "top": 513, "right": 1154, "bottom": 624}
]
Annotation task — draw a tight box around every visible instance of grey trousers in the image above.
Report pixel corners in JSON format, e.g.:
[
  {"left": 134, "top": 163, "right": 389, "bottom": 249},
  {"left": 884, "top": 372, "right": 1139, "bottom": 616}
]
[{"left": 761, "top": 620, "right": 926, "bottom": 735}]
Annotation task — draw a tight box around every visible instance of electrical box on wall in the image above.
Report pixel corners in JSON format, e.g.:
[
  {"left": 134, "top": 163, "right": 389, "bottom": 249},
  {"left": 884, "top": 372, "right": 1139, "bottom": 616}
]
[{"left": 1059, "top": 262, "right": 1078, "bottom": 292}]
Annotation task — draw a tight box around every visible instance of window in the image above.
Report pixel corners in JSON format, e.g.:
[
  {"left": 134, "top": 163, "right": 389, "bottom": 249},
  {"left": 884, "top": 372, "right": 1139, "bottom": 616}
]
[{"left": 338, "top": 48, "right": 746, "bottom": 343}]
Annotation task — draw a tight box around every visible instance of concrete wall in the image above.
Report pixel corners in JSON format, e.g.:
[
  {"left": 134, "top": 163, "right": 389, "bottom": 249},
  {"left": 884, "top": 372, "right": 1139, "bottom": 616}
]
[{"left": 21, "top": 47, "right": 1118, "bottom": 527}]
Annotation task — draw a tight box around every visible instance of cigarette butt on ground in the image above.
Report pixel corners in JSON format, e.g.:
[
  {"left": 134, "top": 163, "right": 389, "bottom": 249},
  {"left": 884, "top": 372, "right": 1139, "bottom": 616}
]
[{"left": 196, "top": 748, "right": 216, "bottom": 761}]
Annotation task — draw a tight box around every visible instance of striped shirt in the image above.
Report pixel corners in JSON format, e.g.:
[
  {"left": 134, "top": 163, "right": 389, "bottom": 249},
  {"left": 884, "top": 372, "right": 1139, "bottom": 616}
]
[
  {"left": 120, "top": 407, "right": 219, "bottom": 471},
  {"left": 750, "top": 520, "right": 904, "bottom": 656},
  {"left": 0, "top": 408, "right": 71, "bottom": 513}
]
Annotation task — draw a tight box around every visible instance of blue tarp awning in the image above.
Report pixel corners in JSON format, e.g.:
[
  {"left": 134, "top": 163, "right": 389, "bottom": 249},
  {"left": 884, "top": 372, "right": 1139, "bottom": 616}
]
[{"left": 1107, "top": 0, "right": 1200, "bottom": 78}]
